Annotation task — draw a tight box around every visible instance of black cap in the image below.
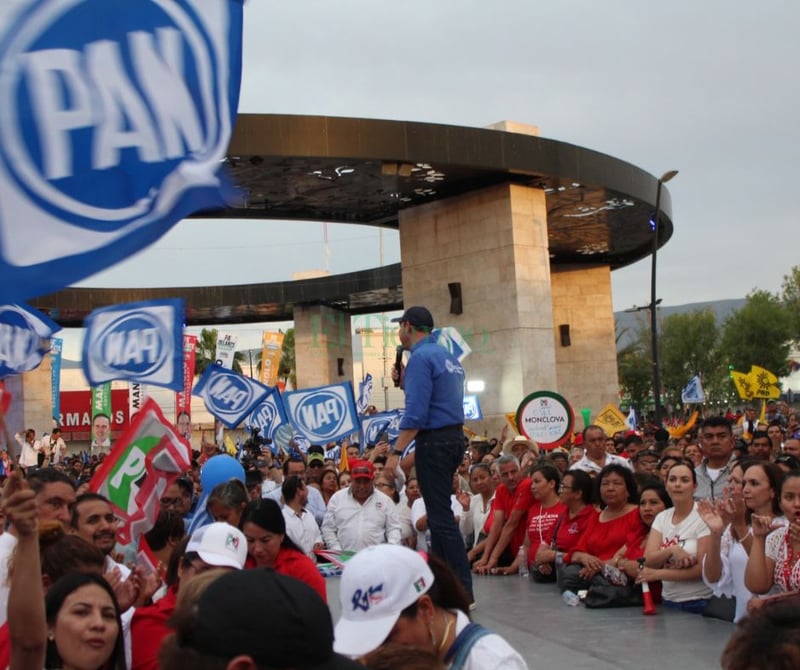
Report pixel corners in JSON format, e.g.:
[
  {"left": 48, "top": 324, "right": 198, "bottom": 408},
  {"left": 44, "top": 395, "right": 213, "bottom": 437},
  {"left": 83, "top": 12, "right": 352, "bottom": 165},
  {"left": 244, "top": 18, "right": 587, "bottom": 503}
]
[
  {"left": 390, "top": 306, "right": 434, "bottom": 330},
  {"left": 186, "top": 569, "right": 362, "bottom": 669}
]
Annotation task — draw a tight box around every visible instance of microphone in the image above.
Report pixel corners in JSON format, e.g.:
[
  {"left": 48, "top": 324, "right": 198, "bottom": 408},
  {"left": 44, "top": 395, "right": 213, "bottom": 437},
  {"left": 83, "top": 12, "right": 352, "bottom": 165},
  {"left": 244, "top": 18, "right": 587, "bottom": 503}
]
[{"left": 393, "top": 346, "right": 403, "bottom": 388}]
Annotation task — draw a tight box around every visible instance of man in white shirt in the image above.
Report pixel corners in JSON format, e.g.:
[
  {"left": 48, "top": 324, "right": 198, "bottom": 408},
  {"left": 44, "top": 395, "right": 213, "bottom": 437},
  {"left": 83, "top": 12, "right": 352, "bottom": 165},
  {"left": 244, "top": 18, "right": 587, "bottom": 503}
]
[
  {"left": 570, "top": 425, "right": 631, "bottom": 475},
  {"left": 13, "top": 429, "right": 40, "bottom": 470},
  {"left": 281, "top": 475, "right": 322, "bottom": 558},
  {"left": 321, "top": 460, "right": 401, "bottom": 551},
  {"left": 265, "top": 457, "right": 325, "bottom": 525},
  {"left": 41, "top": 427, "right": 66, "bottom": 466}
]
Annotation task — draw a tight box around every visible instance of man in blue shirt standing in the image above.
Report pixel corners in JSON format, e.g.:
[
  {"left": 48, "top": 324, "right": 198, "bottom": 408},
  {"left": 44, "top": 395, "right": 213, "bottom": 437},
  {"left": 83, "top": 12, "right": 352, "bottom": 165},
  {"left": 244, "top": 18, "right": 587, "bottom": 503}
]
[{"left": 389, "top": 306, "right": 473, "bottom": 600}]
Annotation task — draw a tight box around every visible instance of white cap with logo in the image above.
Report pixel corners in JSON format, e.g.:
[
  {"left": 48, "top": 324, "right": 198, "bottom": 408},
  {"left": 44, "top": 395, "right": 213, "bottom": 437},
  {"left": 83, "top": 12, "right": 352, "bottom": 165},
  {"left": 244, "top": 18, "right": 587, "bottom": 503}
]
[
  {"left": 333, "top": 544, "right": 434, "bottom": 657},
  {"left": 186, "top": 522, "right": 247, "bottom": 570}
]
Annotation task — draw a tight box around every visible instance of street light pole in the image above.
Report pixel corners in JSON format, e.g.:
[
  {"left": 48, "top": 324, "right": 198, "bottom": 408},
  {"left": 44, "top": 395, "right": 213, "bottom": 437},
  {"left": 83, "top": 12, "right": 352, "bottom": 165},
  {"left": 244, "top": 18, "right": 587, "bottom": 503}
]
[{"left": 650, "top": 170, "right": 678, "bottom": 427}]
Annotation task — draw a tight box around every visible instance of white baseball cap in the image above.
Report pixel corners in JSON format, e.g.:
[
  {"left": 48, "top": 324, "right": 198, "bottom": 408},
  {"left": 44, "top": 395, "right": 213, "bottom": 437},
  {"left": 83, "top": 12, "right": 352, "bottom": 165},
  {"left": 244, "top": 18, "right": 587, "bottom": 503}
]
[
  {"left": 333, "top": 545, "right": 434, "bottom": 657},
  {"left": 186, "top": 522, "right": 247, "bottom": 570}
]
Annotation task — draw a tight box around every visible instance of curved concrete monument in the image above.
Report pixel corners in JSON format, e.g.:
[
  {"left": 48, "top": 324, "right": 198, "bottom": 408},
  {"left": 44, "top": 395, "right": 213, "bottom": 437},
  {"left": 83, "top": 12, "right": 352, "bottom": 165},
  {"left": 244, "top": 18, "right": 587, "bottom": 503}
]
[{"left": 32, "top": 114, "right": 673, "bottom": 426}]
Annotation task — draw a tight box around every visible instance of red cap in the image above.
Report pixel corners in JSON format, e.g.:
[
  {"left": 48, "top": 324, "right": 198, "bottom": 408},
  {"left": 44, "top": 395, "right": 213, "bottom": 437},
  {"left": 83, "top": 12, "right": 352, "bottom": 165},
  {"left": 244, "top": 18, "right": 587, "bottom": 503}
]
[{"left": 349, "top": 460, "right": 375, "bottom": 480}]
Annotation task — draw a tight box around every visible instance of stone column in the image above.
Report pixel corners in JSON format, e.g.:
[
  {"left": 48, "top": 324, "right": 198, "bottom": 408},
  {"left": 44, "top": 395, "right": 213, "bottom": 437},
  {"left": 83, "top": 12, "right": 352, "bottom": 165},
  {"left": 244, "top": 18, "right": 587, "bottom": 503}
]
[
  {"left": 293, "top": 304, "right": 353, "bottom": 389},
  {"left": 398, "top": 183, "right": 557, "bottom": 435},
  {"left": 550, "top": 265, "right": 620, "bottom": 420},
  {"left": 20, "top": 355, "right": 54, "bottom": 436}
]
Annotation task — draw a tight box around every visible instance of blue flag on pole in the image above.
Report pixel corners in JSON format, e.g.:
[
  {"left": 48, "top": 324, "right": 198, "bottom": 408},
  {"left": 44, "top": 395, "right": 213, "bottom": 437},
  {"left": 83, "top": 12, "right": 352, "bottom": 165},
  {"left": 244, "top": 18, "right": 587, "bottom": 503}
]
[
  {"left": 360, "top": 411, "right": 395, "bottom": 447},
  {"left": 245, "top": 386, "right": 289, "bottom": 455},
  {"left": 356, "top": 373, "right": 373, "bottom": 414},
  {"left": 0, "top": 0, "right": 244, "bottom": 302},
  {"left": 0, "top": 303, "right": 61, "bottom": 378},
  {"left": 282, "top": 382, "right": 359, "bottom": 445},
  {"left": 82, "top": 299, "right": 184, "bottom": 391},
  {"left": 193, "top": 365, "right": 270, "bottom": 428}
]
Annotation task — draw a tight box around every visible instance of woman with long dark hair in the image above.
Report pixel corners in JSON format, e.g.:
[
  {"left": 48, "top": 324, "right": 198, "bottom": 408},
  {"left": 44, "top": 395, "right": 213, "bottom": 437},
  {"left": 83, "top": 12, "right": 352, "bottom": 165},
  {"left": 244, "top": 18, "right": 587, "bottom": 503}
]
[
  {"left": 639, "top": 461, "right": 713, "bottom": 613},
  {"left": 6, "top": 472, "right": 125, "bottom": 670},
  {"left": 559, "top": 464, "right": 645, "bottom": 594},
  {"left": 240, "top": 498, "right": 327, "bottom": 602}
]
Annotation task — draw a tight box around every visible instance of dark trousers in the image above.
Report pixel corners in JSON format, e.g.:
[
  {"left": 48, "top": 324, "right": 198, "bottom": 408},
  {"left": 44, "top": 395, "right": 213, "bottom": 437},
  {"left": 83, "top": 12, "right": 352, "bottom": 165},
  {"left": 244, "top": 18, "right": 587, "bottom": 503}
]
[{"left": 415, "top": 426, "right": 473, "bottom": 598}]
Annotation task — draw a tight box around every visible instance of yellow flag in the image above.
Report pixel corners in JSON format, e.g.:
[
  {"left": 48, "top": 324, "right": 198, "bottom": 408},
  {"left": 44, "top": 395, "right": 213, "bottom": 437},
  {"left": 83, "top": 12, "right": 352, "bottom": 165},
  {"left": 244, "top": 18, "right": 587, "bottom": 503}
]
[
  {"left": 505, "top": 412, "right": 518, "bottom": 433},
  {"left": 339, "top": 443, "right": 350, "bottom": 474},
  {"left": 748, "top": 365, "right": 781, "bottom": 399},
  {"left": 731, "top": 370, "right": 754, "bottom": 400},
  {"left": 594, "top": 404, "right": 627, "bottom": 437},
  {"left": 224, "top": 433, "right": 237, "bottom": 457}
]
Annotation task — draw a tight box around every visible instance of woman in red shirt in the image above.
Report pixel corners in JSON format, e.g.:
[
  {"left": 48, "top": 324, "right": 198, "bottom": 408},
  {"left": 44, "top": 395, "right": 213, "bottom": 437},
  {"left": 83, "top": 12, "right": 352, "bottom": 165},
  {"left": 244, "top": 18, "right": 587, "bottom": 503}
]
[
  {"left": 559, "top": 464, "right": 646, "bottom": 593},
  {"left": 240, "top": 499, "right": 327, "bottom": 603},
  {"left": 500, "top": 464, "right": 566, "bottom": 579},
  {"left": 534, "top": 469, "right": 597, "bottom": 571}
]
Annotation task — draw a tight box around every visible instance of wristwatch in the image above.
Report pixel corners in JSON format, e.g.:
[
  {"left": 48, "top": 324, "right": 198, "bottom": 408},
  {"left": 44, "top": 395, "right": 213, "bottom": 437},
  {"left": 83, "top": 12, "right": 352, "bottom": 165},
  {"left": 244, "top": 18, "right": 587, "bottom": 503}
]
[{"left": 392, "top": 449, "right": 404, "bottom": 456}]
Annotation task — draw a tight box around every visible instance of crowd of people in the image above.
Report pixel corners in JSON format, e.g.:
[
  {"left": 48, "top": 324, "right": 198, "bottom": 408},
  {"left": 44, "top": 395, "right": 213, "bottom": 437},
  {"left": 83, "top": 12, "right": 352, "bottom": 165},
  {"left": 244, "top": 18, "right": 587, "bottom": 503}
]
[{"left": 1, "top": 399, "right": 799, "bottom": 667}]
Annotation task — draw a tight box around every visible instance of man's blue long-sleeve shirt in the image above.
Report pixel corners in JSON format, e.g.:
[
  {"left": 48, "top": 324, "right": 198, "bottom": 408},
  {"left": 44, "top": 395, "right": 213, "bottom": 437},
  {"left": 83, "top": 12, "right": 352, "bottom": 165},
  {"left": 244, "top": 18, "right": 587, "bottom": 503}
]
[{"left": 398, "top": 335, "right": 465, "bottom": 431}]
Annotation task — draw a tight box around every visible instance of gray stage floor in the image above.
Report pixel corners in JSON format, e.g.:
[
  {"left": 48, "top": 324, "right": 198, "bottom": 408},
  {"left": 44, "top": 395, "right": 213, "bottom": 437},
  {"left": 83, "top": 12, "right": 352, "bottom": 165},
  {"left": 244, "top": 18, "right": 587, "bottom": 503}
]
[{"left": 326, "top": 574, "right": 735, "bottom": 669}]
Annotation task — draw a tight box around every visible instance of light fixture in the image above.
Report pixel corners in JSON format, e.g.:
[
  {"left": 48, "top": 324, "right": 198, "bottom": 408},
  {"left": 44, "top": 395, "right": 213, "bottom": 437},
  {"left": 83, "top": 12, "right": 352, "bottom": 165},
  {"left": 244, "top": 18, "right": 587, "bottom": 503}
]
[{"left": 466, "top": 380, "right": 485, "bottom": 393}]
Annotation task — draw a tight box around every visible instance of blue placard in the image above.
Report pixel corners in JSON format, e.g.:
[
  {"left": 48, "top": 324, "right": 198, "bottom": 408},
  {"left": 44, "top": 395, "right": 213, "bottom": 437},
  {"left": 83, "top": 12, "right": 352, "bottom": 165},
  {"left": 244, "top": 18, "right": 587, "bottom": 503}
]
[
  {"left": 0, "top": 0, "right": 244, "bottom": 303},
  {"left": 82, "top": 299, "right": 184, "bottom": 391},
  {"left": 0, "top": 302, "right": 61, "bottom": 378},
  {"left": 282, "top": 382, "right": 359, "bottom": 445},
  {"left": 193, "top": 364, "right": 269, "bottom": 429}
]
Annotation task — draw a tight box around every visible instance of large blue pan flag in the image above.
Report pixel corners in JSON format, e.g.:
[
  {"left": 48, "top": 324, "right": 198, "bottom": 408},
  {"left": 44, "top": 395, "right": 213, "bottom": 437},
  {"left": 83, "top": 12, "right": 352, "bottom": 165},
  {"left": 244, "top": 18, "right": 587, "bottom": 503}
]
[{"left": 0, "top": 0, "right": 244, "bottom": 302}]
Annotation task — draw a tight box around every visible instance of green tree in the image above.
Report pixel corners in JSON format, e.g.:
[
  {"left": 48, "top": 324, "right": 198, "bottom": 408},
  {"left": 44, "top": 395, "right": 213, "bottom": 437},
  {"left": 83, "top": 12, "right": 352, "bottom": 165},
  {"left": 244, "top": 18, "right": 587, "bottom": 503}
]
[
  {"left": 781, "top": 265, "right": 800, "bottom": 339},
  {"left": 719, "top": 290, "right": 794, "bottom": 378},
  {"left": 193, "top": 327, "right": 244, "bottom": 376},
  {"left": 617, "top": 318, "right": 653, "bottom": 414},
  {"left": 659, "top": 309, "right": 722, "bottom": 408},
  {"left": 279, "top": 328, "right": 296, "bottom": 389}
]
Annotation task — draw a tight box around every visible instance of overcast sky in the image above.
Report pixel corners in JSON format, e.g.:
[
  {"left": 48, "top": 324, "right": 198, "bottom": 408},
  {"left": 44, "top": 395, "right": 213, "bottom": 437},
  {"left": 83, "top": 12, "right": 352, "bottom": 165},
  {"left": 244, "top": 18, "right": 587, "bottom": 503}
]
[{"left": 79, "top": 1, "right": 800, "bottom": 324}]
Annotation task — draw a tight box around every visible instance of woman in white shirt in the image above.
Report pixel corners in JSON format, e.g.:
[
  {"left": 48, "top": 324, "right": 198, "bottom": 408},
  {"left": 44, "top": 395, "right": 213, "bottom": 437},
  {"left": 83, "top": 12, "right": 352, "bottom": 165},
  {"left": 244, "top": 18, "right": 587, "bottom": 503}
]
[
  {"left": 699, "top": 461, "right": 785, "bottom": 621},
  {"left": 459, "top": 464, "right": 495, "bottom": 561},
  {"left": 639, "top": 461, "right": 713, "bottom": 613}
]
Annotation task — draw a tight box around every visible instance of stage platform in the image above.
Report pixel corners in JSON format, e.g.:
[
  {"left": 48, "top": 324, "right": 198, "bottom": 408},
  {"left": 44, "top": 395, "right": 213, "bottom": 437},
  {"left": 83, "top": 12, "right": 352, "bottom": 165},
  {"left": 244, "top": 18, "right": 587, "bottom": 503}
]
[{"left": 326, "top": 574, "right": 734, "bottom": 669}]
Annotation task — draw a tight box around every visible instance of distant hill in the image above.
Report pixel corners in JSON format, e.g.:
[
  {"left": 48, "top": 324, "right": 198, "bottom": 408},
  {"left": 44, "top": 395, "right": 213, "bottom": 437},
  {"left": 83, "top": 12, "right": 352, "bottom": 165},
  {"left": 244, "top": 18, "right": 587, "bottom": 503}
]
[{"left": 615, "top": 299, "right": 746, "bottom": 350}]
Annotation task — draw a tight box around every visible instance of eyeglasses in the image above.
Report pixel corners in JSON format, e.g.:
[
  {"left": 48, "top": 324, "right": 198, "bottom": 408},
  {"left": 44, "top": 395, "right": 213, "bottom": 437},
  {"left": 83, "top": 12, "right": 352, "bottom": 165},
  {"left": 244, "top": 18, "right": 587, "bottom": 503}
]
[
  {"left": 352, "top": 467, "right": 372, "bottom": 477},
  {"left": 558, "top": 484, "right": 576, "bottom": 492}
]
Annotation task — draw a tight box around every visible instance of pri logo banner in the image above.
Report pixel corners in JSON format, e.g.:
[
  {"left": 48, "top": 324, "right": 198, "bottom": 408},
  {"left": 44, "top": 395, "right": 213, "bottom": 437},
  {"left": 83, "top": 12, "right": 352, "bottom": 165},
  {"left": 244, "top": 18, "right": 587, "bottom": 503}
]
[
  {"left": 82, "top": 299, "right": 184, "bottom": 391},
  {"left": 193, "top": 364, "right": 269, "bottom": 428},
  {"left": 89, "top": 397, "right": 192, "bottom": 544},
  {"left": 283, "top": 382, "right": 359, "bottom": 444},
  {"left": 0, "top": 302, "right": 61, "bottom": 378},
  {"left": 0, "top": 0, "right": 244, "bottom": 303}
]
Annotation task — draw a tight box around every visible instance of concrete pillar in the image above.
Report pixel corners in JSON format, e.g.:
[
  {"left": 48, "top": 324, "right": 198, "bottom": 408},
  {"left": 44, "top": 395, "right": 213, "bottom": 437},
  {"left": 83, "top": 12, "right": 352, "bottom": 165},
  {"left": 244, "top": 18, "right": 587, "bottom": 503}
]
[
  {"left": 293, "top": 304, "right": 354, "bottom": 389},
  {"left": 398, "top": 183, "right": 557, "bottom": 435},
  {"left": 18, "top": 355, "right": 54, "bottom": 437},
  {"left": 550, "top": 265, "right": 620, "bottom": 420}
]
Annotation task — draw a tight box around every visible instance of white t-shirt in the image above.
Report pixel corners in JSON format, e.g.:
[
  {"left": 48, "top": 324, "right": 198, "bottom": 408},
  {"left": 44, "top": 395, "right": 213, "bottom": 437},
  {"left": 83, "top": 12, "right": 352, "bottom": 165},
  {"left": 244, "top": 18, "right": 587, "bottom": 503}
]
[
  {"left": 410, "top": 496, "right": 463, "bottom": 553},
  {"left": 651, "top": 504, "right": 713, "bottom": 603},
  {"left": 450, "top": 609, "right": 528, "bottom": 670}
]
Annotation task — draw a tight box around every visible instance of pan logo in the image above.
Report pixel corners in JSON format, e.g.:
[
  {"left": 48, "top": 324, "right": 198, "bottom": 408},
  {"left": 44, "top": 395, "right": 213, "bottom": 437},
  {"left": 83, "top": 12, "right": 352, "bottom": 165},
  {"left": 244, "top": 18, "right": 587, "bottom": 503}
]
[
  {"left": 0, "top": 0, "right": 241, "bottom": 308},
  {"left": 295, "top": 391, "right": 347, "bottom": 439},
  {"left": 207, "top": 375, "right": 255, "bottom": 415},
  {"left": 0, "top": 0, "right": 225, "bottom": 223},
  {"left": 0, "top": 307, "right": 50, "bottom": 372},
  {"left": 249, "top": 399, "right": 278, "bottom": 435},
  {"left": 96, "top": 311, "right": 168, "bottom": 376}
]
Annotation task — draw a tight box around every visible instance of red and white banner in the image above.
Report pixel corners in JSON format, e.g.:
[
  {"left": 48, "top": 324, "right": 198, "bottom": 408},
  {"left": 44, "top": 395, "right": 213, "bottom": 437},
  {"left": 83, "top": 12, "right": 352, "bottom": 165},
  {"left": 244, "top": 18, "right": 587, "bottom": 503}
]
[
  {"left": 59, "top": 389, "right": 129, "bottom": 431},
  {"left": 175, "top": 334, "right": 197, "bottom": 420}
]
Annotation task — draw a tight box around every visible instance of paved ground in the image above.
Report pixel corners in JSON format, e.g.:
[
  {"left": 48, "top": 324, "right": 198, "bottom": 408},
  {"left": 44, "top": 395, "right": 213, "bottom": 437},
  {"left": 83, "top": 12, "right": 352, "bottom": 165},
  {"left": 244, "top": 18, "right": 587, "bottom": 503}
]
[{"left": 326, "top": 574, "right": 735, "bottom": 669}]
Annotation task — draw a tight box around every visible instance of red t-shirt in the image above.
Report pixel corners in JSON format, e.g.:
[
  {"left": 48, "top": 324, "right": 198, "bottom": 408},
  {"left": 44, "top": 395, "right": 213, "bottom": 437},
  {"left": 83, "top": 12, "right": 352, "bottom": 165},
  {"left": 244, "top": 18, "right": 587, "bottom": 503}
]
[
  {"left": 131, "top": 585, "right": 178, "bottom": 670},
  {"left": 492, "top": 478, "right": 535, "bottom": 555},
  {"left": 273, "top": 548, "right": 328, "bottom": 603},
  {"left": 525, "top": 501, "right": 566, "bottom": 564},
  {"left": 553, "top": 505, "right": 599, "bottom": 554},
  {"left": 570, "top": 507, "right": 645, "bottom": 561}
]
